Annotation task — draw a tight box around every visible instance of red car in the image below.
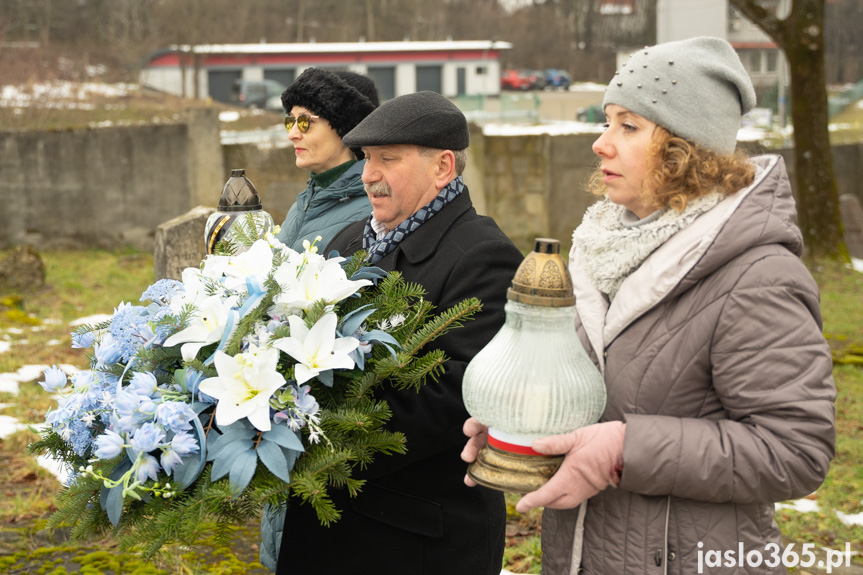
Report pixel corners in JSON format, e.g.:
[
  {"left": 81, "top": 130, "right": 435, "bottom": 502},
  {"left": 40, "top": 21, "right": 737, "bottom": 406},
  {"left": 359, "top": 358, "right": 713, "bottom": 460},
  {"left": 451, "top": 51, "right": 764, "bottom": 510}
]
[{"left": 500, "top": 69, "right": 535, "bottom": 91}]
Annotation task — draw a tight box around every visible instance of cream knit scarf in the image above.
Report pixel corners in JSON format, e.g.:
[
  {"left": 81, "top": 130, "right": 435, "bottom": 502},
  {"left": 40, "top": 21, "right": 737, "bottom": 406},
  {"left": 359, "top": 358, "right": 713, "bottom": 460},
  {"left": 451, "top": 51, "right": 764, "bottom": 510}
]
[{"left": 572, "top": 192, "right": 724, "bottom": 299}]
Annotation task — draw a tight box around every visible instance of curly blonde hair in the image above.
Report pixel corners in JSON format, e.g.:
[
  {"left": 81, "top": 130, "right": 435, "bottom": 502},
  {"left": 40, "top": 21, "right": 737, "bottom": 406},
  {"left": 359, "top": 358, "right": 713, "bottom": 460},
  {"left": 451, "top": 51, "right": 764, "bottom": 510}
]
[{"left": 587, "top": 126, "right": 755, "bottom": 212}]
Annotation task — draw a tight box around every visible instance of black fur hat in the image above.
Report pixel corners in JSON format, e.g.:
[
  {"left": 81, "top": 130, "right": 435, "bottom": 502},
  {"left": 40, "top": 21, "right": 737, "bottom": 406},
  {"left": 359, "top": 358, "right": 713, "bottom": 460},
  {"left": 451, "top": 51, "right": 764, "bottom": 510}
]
[
  {"left": 280, "top": 68, "right": 378, "bottom": 139},
  {"left": 333, "top": 71, "right": 380, "bottom": 108}
]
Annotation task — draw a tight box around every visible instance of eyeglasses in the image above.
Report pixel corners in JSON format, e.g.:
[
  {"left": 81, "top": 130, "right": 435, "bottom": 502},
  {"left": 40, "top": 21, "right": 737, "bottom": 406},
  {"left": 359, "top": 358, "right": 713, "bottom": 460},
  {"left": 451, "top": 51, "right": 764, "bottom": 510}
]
[{"left": 284, "top": 113, "right": 319, "bottom": 133}]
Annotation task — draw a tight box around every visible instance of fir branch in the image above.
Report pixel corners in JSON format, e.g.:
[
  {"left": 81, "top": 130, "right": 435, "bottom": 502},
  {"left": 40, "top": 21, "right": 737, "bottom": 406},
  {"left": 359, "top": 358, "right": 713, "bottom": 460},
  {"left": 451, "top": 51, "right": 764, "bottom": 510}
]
[
  {"left": 402, "top": 298, "right": 482, "bottom": 356},
  {"left": 385, "top": 351, "right": 448, "bottom": 390},
  {"left": 290, "top": 472, "right": 340, "bottom": 526}
]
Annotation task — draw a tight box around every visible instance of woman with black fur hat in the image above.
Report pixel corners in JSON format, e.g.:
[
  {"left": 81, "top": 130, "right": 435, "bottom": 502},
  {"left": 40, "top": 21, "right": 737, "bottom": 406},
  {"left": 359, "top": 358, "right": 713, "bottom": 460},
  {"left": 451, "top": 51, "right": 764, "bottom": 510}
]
[{"left": 273, "top": 68, "right": 379, "bottom": 252}]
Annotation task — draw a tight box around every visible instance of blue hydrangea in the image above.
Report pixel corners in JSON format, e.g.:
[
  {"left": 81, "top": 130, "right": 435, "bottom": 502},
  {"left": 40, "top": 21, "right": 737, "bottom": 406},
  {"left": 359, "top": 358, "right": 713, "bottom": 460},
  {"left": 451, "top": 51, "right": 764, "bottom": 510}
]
[
  {"left": 141, "top": 279, "right": 184, "bottom": 306},
  {"left": 108, "top": 304, "right": 153, "bottom": 362},
  {"left": 68, "top": 419, "right": 94, "bottom": 457}
]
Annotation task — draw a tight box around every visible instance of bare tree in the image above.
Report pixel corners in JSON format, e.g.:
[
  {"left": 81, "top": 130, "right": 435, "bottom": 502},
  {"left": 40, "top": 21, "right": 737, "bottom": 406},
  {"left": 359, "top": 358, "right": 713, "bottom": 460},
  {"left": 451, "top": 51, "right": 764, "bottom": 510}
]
[{"left": 730, "top": 0, "right": 844, "bottom": 260}]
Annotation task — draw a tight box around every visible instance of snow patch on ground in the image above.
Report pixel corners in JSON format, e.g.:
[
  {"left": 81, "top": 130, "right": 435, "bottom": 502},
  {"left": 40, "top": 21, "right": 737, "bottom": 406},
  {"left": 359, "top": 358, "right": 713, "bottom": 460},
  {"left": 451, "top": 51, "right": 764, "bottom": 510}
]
[
  {"left": 0, "top": 81, "right": 134, "bottom": 108},
  {"left": 776, "top": 498, "right": 863, "bottom": 526},
  {"left": 0, "top": 414, "right": 30, "bottom": 439},
  {"left": 37, "top": 454, "right": 72, "bottom": 484},
  {"left": 69, "top": 313, "right": 113, "bottom": 327}
]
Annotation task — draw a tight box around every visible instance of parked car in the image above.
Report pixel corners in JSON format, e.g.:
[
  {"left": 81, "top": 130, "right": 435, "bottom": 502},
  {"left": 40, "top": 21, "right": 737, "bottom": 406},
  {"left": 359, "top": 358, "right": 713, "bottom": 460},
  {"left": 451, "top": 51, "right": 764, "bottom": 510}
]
[
  {"left": 500, "top": 69, "right": 533, "bottom": 91},
  {"left": 230, "top": 79, "right": 287, "bottom": 110},
  {"left": 544, "top": 69, "right": 572, "bottom": 90},
  {"left": 577, "top": 104, "right": 605, "bottom": 123},
  {"left": 527, "top": 70, "right": 548, "bottom": 90}
]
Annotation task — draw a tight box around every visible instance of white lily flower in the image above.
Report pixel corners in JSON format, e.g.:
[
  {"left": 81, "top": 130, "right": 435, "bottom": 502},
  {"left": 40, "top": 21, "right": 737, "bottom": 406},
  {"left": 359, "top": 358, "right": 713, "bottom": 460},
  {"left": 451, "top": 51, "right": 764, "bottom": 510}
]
[
  {"left": 273, "top": 313, "right": 360, "bottom": 384},
  {"left": 169, "top": 263, "right": 231, "bottom": 314},
  {"left": 198, "top": 346, "right": 286, "bottom": 431},
  {"left": 163, "top": 294, "right": 238, "bottom": 361},
  {"left": 200, "top": 254, "right": 232, "bottom": 279},
  {"left": 272, "top": 256, "right": 371, "bottom": 314},
  {"left": 222, "top": 239, "right": 275, "bottom": 293}
]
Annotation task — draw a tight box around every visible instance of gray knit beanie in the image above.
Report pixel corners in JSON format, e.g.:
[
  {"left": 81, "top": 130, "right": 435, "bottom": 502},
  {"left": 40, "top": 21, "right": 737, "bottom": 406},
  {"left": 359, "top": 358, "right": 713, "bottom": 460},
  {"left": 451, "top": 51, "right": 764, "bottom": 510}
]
[{"left": 602, "top": 36, "right": 756, "bottom": 155}]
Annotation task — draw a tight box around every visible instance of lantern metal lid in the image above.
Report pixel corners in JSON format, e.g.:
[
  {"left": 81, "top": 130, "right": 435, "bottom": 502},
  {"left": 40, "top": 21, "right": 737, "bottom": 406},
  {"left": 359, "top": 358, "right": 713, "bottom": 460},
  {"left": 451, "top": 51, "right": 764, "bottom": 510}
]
[
  {"left": 217, "top": 168, "right": 263, "bottom": 212},
  {"left": 507, "top": 238, "right": 575, "bottom": 307}
]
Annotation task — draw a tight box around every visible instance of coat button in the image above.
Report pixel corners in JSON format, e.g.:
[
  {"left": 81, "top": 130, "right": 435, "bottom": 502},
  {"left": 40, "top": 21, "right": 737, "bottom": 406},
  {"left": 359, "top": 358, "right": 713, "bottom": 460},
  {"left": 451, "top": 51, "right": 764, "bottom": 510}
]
[{"left": 669, "top": 551, "right": 676, "bottom": 561}]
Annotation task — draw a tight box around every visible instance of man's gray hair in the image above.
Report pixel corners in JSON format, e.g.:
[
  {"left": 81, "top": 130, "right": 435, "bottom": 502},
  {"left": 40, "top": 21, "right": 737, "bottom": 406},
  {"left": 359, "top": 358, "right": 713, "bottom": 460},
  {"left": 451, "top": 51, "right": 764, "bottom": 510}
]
[{"left": 418, "top": 146, "right": 467, "bottom": 175}]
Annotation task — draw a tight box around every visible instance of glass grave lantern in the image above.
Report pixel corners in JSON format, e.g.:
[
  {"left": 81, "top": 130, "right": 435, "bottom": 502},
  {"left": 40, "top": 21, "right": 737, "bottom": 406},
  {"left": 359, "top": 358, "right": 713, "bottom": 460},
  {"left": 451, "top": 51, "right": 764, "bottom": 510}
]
[
  {"left": 205, "top": 169, "right": 274, "bottom": 255},
  {"left": 462, "top": 238, "right": 607, "bottom": 493}
]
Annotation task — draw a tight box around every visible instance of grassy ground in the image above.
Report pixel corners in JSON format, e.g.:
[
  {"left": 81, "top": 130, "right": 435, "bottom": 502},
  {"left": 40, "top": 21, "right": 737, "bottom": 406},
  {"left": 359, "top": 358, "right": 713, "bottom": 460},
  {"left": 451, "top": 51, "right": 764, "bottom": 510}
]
[
  {"left": 1, "top": 252, "right": 861, "bottom": 574},
  {"left": 0, "top": 250, "right": 269, "bottom": 574}
]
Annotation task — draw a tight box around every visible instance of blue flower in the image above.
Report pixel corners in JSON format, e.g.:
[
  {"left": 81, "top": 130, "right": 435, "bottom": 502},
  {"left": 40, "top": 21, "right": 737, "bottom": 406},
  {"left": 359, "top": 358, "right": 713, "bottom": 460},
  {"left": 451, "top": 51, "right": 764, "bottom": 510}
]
[
  {"left": 292, "top": 384, "right": 319, "bottom": 417},
  {"left": 136, "top": 454, "right": 161, "bottom": 483},
  {"left": 155, "top": 401, "right": 196, "bottom": 432},
  {"left": 160, "top": 446, "right": 183, "bottom": 475},
  {"left": 128, "top": 372, "right": 158, "bottom": 398},
  {"left": 114, "top": 389, "right": 141, "bottom": 419},
  {"left": 130, "top": 422, "right": 166, "bottom": 453},
  {"left": 186, "top": 368, "right": 217, "bottom": 404},
  {"left": 38, "top": 366, "right": 68, "bottom": 392},
  {"left": 94, "top": 334, "right": 124, "bottom": 367},
  {"left": 71, "top": 330, "right": 96, "bottom": 349},
  {"left": 170, "top": 430, "right": 199, "bottom": 456},
  {"left": 185, "top": 368, "right": 205, "bottom": 395},
  {"left": 45, "top": 394, "right": 86, "bottom": 429},
  {"left": 159, "top": 431, "right": 200, "bottom": 475},
  {"left": 94, "top": 430, "right": 126, "bottom": 460}
]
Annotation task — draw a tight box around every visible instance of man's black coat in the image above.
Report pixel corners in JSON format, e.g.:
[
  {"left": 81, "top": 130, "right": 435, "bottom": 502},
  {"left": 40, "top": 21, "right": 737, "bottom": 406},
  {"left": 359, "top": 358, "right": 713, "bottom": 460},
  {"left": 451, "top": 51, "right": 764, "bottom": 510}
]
[{"left": 276, "top": 188, "right": 523, "bottom": 574}]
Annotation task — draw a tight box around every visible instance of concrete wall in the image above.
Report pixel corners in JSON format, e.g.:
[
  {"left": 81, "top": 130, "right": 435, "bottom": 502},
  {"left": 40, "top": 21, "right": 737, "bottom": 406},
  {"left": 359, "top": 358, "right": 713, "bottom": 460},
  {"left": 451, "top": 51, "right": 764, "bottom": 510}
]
[
  {"left": 2, "top": 113, "right": 862, "bottom": 255},
  {"left": 0, "top": 108, "right": 224, "bottom": 251}
]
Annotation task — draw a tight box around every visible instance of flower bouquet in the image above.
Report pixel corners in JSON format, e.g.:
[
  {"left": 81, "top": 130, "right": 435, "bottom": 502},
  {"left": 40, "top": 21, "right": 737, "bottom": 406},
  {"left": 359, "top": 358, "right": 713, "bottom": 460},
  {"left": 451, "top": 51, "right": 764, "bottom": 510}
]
[{"left": 29, "top": 231, "right": 480, "bottom": 559}]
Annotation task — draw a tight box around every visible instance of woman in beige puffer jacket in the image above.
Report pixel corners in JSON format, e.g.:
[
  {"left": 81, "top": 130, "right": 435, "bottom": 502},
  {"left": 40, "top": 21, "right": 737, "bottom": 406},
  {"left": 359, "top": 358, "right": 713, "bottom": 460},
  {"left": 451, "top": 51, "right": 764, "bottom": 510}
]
[{"left": 462, "top": 37, "right": 836, "bottom": 575}]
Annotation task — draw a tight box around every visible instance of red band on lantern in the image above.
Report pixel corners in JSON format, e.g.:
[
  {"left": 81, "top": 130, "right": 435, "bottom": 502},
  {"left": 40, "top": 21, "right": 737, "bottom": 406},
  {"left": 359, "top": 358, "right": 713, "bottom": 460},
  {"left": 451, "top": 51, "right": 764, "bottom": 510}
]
[{"left": 488, "top": 435, "right": 543, "bottom": 456}]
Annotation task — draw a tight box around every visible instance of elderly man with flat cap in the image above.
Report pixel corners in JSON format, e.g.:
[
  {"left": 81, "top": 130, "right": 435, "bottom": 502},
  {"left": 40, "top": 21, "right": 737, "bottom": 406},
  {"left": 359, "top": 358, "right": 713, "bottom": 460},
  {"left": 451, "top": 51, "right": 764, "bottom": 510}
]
[{"left": 269, "top": 91, "right": 523, "bottom": 574}]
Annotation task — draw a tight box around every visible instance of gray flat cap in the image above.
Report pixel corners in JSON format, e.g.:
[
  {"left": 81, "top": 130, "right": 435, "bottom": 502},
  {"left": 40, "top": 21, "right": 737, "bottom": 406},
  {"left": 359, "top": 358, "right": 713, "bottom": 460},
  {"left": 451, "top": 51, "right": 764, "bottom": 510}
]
[{"left": 342, "top": 91, "right": 469, "bottom": 150}]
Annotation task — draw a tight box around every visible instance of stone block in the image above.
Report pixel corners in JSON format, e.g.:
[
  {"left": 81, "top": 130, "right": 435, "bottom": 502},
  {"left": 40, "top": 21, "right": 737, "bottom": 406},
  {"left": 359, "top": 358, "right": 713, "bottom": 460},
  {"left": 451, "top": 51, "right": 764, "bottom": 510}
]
[
  {"left": 153, "top": 205, "right": 216, "bottom": 281},
  {"left": 840, "top": 194, "right": 863, "bottom": 259},
  {"left": 0, "top": 245, "right": 45, "bottom": 292}
]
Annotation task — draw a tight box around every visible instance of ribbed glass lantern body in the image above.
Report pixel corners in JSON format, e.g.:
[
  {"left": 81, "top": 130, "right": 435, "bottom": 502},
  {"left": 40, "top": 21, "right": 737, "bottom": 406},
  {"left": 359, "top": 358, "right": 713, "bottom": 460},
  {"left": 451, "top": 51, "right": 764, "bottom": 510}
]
[
  {"left": 205, "top": 210, "right": 274, "bottom": 255},
  {"left": 463, "top": 300, "right": 606, "bottom": 444}
]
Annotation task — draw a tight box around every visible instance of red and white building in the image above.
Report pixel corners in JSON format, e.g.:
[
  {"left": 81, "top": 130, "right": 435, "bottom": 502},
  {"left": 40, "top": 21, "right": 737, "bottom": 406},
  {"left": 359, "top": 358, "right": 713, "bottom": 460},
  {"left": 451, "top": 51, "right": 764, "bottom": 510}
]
[{"left": 139, "top": 40, "right": 512, "bottom": 103}]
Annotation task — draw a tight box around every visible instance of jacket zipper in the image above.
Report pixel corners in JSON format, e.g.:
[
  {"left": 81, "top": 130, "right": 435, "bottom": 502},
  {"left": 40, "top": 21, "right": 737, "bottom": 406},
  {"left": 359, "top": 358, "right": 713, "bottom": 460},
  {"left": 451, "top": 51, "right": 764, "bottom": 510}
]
[{"left": 663, "top": 495, "right": 671, "bottom": 575}]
